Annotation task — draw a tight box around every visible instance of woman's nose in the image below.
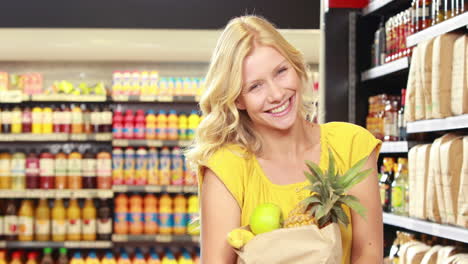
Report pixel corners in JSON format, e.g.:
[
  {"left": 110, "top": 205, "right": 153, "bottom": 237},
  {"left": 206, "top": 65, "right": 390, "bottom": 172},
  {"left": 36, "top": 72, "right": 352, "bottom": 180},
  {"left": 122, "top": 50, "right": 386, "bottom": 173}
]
[{"left": 266, "top": 81, "right": 285, "bottom": 103}]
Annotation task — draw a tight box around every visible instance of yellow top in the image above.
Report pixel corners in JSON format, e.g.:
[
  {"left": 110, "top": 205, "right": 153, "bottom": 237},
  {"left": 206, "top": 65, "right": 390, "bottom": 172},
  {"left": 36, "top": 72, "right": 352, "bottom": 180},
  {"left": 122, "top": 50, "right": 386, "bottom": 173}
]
[{"left": 200, "top": 122, "right": 382, "bottom": 264}]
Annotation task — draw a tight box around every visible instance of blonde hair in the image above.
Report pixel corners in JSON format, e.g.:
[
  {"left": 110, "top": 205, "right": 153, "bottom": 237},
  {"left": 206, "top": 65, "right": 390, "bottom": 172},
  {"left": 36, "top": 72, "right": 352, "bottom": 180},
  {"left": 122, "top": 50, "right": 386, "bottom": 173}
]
[{"left": 186, "top": 15, "right": 315, "bottom": 168}]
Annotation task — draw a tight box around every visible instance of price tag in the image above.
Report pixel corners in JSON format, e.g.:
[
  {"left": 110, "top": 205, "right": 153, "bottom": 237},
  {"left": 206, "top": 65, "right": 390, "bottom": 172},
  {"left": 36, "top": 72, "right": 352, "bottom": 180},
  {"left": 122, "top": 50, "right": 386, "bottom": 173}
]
[
  {"left": 166, "top": 185, "right": 182, "bottom": 193},
  {"left": 113, "top": 185, "right": 128, "bottom": 192},
  {"left": 112, "top": 234, "right": 128, "bottom": 242},
  {"left": 191, "top": 236, "right": 200, "bottom": 243},
  {"left": 183, "top": 186, "right": 198, "bottom": 193},
  {"left": 95, "top": 133, "right": 112, "bottom": 141},
  {"left": 0, "top": 91, "right": 23, "bottom": 103},
  {"left": 0, "top": 135, "right": 14, "bottom": 142},
  {"left": 113, "top": 139, "right": 128, "bottom": 147},
  {"left": 70, "top": 134, "right": 87, "bottom": 141},
  {"left": 195, "top": 96, "right": 200, "bottom": 102},
  {"left": 77, "top": 95, "right": 106, "bottom": 102},
  {"left": 158, "top": 96, "right": 174, "bottom": 102},
  {"left": 97, "top": 190, "right": 113, "bottom": 198},
  {"left": 146, "top": 185, "right": 163, "bottom": 192},
  {"left": 178, "top": 140, "right": 191, "bottom": 147},
  {"left": 112, "top": 95, "right": 129, "bottom": 102},
  {"left": 147, "top": 140, "right": 163, "bottom": 147},
  {"left": 156, "top": 235, "right": 172, "bottom": 243},
  {"left": 55, "top": 190, "right": 68, "bottom": 199},
  {"left": 139, "top": 95, "right": 156, "bottom": 102}
]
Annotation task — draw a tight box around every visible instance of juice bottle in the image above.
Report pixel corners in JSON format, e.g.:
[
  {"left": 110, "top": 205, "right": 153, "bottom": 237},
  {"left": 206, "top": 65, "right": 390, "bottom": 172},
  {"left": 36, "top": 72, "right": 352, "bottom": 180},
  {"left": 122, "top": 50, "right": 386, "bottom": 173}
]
[
  {"left": 147, "top": 148, "right": 159, "bottom": 185},
  {"left": 91, "top": 106, "right": 101, "bottom": 133},
  {"left": 52, "top": 198, "right": 66, "bottom": 241},
  {"left": 53, "top": 106, "right": 62, "bottom": 133},
  {"left": 174, "top": 78, "right": 183, "bottom": 96},
  {"left": 18, "top": 199, "right": 34, "bottom": 241},
  {"left": 178, "top": 251, "right": 193, "bottom": 264},
  {"left": 178, "top": 113, "right": 187, "bottom": 141},
  {"left": 112, "top": 109, "right": 124, "bottom": 139},
  {"left": 187, "top": 195, "right": 200, "bottom": 235},
  {"left": 54, "top": 151, "right": 68, "bottom": 189},
  {"left": 86, "top": 252, "right": 100, "bottom": 264},
  {"left": 129, "top": 194, "right": 143, "bottom": 235},
  {"left": 117, "top": 252, "right": 131, "bottom": 264},
  {"left": 114, "top": 194, "right": 128, "bottom": 234},
  {"left": 183, "top": 77, "right": 191, "bottom": 96},
  {"left": 10, "top": 252, "right": 22, "bottom": 264},
  {"left": 134, "top": 110, "right": 146, "bottom": 140},
  {"left": 102, "top": 252, "right": 117, "bottom": 264},
  {"left": 101, "top": 106, "right": 113, "bottom": 133},
  {"left": 22, "top": 107, "right": 32, "bottom": 133},
  {"left": 67, "top": 198, "right": 82, "bottom": 241},
  {"left": 68, "top": 149, "right": 83, "bottom": 189},
  {"left": 123, "top": 110, "right": 134, "bottom": 139},
  {"left": 131, "top": 71, "right": 141, "bottom": 96},
  {"left": 0, "top": 152, "right": 12, "bottom": 189},
  {"left": 122, "top": 71, "right": 131, "bottom": 96},
  {"left": 135, "top": 147, "right": 148, "bottom": 185},
  {"left": 26, "top": 252, "right": 38, "bottom": 264},
  {"left": 159, "top": 78, "right": 168, "bottom": 96},
  {"left": 4, "top": 199, "right": 17, "bottom": 241},
  {"left": 144, "top": 194, "right": 158, "bottom": 235},
  {"left": 0, "top": 251, "right": 5, "bottom": 264},
  {"left": 147, "top": 251, "right": 161, "bottom": 264},
  {"left": 35, "top": 198, "right": 50, "bottom": 241},
  {"left": 145, "top": 110, "right": 157, "bottom": 140},
  {"left": 57, "top": 248, "right": 68, "bottom": 264},
  {"left": 112, "top": 148, "right": 124, "bottom": 185},
  {"left": 42, "top": 107, "right": 53, "bottom": 134},
  {"left": 97, "top": 199, "right": 112, "bottom": 240},
  {"left": 159, "top": 194, "right": 173, "bottom": 235},
  {"left": 70, "top": 252, "right": 85, "bottom": 264},
  {"left": 187, "top": 111, "right": 200, "bottom": 140},
  {"left": 112, "top": 71, "right": 123, "bottom": 96},
  {"left": 31, "top": 106, "right": 42, "bottom": 134},
  {"left": 124, "top": 147, "right": 135, "bottom": 185},
  {"left": 183, "top": 157, "right": 196, "bottom": 186},
  {"left": 11, "top": 106, "right": 22, "bottom": 134},
  {"left": 0, "top": 200, "right": 3, "bottom": 240},
  {"left": 82, "top": 105, "right": 92, "bottom": 134},
  {"left": 82, "top": 198, "right": 97, "bottom": 241},
  {"left": 167, "top": 78, "right": 175, "bottom": 96},
  {"left": 1, "top": 106, "right": 12, "bottom": 133},
  {"left": 149, "top": 71, "right": 159, "bottom": 96},
  {"left": 173, "top": 194, "right": 187, "bottom": 235},
  {"left": 167, "top": 110, "right": 178, "bottom": 141},
  {"left": 11, "top": 151, "right": 26, "bottom": 190},
  {"left": 26, "top": 150, "right": 40, "bottom": 189},
  {"left": 40, "top": 248, "right": 54, "bottom": 264},
  {"left": 83, "top": 150, "right": 97, "bottom": 189},
  {"left": 170, "top": 147, "right": 183, "bottom": 185},
  {"left": 140, "top": 71, "right": 151, "bottom": 96},
  {"left": 132, "top": 251, "right": 146, "bottom": 264},
  {"left": 156, "top": 110, "right": 167, "bottom": 140},
  {"left": 193, "top": 250, "right": 200, "bottom": 264},
  {"left": 61, "top": 104, "right": 72, "bottom": 134},
  {"left": 39, "top": 150, "right": 55, "bottom": 189},
  {"left": 71, "top": 104, "right": 84, "bottom": 134},
  {"left": 159, "top": 148, "right": 171, "bottom": 185},
  {"left": 161, "top": 251, "right": 177, "bottom": 264},
  {"left": 97, "top": 150, "right": 112, "bottom": 189}
]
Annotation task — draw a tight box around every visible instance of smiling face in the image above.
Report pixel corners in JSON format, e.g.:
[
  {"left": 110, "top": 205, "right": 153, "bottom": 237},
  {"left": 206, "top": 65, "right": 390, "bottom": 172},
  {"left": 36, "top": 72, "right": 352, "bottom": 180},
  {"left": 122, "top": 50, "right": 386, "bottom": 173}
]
[{"left": 236, "top": 44, "right": 303, "bottom": 132}]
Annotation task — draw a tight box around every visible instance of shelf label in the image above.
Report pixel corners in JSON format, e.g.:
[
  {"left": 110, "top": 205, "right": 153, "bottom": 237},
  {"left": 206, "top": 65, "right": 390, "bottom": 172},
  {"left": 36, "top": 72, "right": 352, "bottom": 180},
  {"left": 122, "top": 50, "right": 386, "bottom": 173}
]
[
  {"left": 156, "top": 235, "right": 172, "bottom": 242},
  {"left": 146, "top": 185, "right": 163, "bottom": 192},
  {"left": 147, "top": 140, "right": 163, "bottom": 147},
  {"left": 112, "top": 95, "right": 129, "bottom": 101},
  {"left": 191, "top": 236, "right": 200, "bottom": 242},
  {"left": 0, "top": 91, "right": 23, "bottom": 103},
  {"left": 178, "top": 140, "right": 191, "bottom": 147},
  {"left": 139, "top": 95, "right": 156, "bottom": 102},
  {"left": 158, "top": 96, "right": 174, "bottom": 102},
  {"left": 166, "top": 185, "right": 182, "bottom": 193},
  {"left": 112, "top": 234, "right": 128, "bottom": 242},
  {"left": 70, "top": 134, "right": 87, "bottom": 141},
  {"left": 113, "top": 139, "right": 128, "bottom": 147},
  {"left": 183, "top": 186, "right": 198, "bottom": 193},
  {"left": 95, "top": 133, "right": 112, "bottom": 141},
  {"left": 113, "top": 185, "right": 128, "bottom": 192}
]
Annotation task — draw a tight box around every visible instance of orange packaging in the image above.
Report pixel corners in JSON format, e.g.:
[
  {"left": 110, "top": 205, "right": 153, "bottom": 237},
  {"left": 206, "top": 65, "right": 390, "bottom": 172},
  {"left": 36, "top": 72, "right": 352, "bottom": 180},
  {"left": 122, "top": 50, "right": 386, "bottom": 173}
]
[
  {"left": 71, "top": 105, "right": 84, "bottom": 134},
  {"left": 67, "top": 198, "right": 82, "bottom": 241},
  {"left": 147, "top": 148, "right": 159, "bottom": 185},
  {"left": 159, "top": 148, "right": 171, "bottom": 185},
  {"left": 82, "top": 198, "right": 96, "bottom": 241},
  {"left": 52, "top": 198, "right": 67, "bottom": 241},
  {"left": 97, "top": 150, "right": 112, "bottom": 189},
  {"left": 173, "top": 194, "right": 187, "bottom": 235},
  {"left": 129, "top": 195, "right": 143, "bottom": 235},
  {"left": 144, "top": 194, "right": 158, "bottom": 234},
  {"left": 158, "top": 194, "right": 173, "bottom": 235},
  {"left": 114, "top": 194, "right": 128, "bottom": 234},
  {"left": 35, "top": 198, "right": 51, "bottom": 241},
  {"left": 167, "top": 110, "right": 178, "bottom": 141},
  {"left": 68, "top": 150, "right": 82, "bottom": 189},
  {"left": 54, "top": 151, "right": 68, "bottom": 189},
  {"left": 18, "top": 200, "right": 34, "bottom": 241},
  {"left": 0, "top": 152, "right": 12, "bottom": 189}
]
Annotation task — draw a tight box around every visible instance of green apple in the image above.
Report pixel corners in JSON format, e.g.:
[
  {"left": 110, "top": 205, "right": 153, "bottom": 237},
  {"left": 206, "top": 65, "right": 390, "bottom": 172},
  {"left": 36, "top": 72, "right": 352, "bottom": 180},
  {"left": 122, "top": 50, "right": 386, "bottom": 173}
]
[{"left": 249, "top": 203, "right": 283, "bottom": 235}]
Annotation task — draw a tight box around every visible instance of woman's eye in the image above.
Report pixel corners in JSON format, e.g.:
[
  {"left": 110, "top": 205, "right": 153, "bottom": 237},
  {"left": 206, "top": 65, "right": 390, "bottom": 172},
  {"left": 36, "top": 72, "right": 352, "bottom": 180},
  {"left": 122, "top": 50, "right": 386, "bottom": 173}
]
[
  {"left": 277, "top": 67, "right": 288, "bottom": 75},
  {"left": 249, "top": 84, "right": 259, "bottom": 91}
]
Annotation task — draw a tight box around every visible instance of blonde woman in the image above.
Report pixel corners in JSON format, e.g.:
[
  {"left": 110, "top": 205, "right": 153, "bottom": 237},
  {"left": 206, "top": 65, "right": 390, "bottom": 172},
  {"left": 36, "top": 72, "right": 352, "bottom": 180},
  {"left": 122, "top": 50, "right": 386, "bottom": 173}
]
[{"left": 186, "top": 16, "right": 383, "bottom": 264}]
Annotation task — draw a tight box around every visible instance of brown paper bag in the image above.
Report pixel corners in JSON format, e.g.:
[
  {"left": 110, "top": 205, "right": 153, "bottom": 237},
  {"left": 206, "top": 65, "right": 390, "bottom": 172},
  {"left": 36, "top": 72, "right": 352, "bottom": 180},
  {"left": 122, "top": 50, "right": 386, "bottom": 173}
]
[
  {"left": 444, "top": 254, "right": 468, "bottom": 264},
  {"left": 421, "top": 245, "right": 443, "bottom": 264},
  {"left": 451, "top": 35, "right": 468, "bottom": 116},
  {"left": 457, "top": 136, "right": 468, "bottom": 227},
  {"left": 416, "top": 40, "right": 434, "bottom": 120},
  {"left": 405, "top": 46, "right": 419, "bottom": 122},
  {"left": 416, "top": 144, "right": 432, "bottom": 219},
  {"left": 406, "top": 244, "right": 431, "bottom": 264},
  {"left": 408, "top": 145, "right": 422, "bottom": 218},
  {"left": 399, "top": 241, "right": 424, "bottom": 264},
  {"left": 437, "top": 246, "right": 458, "bottom": 264},
  {"left": 235, "top": 224, "right": 342, "bottom": 264}
]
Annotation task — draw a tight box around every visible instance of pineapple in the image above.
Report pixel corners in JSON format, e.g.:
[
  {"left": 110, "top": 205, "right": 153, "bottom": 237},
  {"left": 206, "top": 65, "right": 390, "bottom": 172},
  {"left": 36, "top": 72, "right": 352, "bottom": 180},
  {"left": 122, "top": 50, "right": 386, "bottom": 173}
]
[{"left": 284, "top": 149, "right": 372, "bottom": 229}]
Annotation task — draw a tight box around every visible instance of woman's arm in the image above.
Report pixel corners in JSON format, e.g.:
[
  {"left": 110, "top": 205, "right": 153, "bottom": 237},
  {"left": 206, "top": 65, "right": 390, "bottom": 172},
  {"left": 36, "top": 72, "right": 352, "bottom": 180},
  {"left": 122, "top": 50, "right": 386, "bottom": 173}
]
[
  {"left": 201, "top": 168, "right": 241, "bottom": 264},
  {"left": 348, "top": 149, "right": 384, "bottom": 264}
]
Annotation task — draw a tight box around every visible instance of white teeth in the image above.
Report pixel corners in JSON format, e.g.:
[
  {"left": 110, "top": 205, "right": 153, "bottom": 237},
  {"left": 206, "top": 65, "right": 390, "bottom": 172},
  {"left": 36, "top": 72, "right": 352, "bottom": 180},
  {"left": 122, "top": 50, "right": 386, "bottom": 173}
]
[{"left": 270, "top": 99, "right": 290, "bottom": 114}]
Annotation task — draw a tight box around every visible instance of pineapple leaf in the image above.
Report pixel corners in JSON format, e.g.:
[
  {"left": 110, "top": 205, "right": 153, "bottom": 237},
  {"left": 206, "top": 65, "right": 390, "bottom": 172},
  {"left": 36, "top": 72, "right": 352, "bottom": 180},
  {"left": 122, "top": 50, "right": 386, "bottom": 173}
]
[
  {"left": 305, "top": 160, "right": 324, "bottom": 184},
  {"left": 337, "top": 156, "right": 368, "bottom": 186},
  {"left": 339, "top": 196, "right": 367, "bottom": 219},
  {"left": 343, "top": 168, "right": 373, "bottom": 191},
  {"left": 318, "top": 214, "right": 331, "bottom": 228},
  {"left": 327, "top": 148, "right": 336, "bottom": 182},
  {"left": 307, "top": 205, "right": 318, "bottom": 217},
  {"left": 304, "top": 171, "right": 320, "bottom": 185},
  {"left": 333, "top": 206, "right": 350, "bottom": 227},
  {"left": 338, "top": 194, "right": 360, "bottom": 203},
  {"left": 301, "top": 195, "right": 321, "bottom": 205},
  {"left": 314, "top": 204, "right": 326, "bottom": 221}
]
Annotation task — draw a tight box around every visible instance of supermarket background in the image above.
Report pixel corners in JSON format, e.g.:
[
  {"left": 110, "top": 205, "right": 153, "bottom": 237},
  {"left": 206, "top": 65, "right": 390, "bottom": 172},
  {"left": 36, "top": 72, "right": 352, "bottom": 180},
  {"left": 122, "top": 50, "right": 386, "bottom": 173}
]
[{"left": 0, "top": 0, "right": 467, "bottom": 263}]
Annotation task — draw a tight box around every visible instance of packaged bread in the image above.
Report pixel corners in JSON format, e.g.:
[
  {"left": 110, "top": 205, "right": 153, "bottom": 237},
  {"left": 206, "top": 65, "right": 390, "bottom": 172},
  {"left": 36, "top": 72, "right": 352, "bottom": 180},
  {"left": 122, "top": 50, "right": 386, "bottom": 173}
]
[
  {"left": 421, "top": 245, "right": 443, "bottom": 264},
  {"left": 415, "top": 40, "right": 433, "bottom": 120},
  {"left": 427, "top": 138, "right": 443, "bottom": 222},
  {"left": 451, "top": 35, "right": 468, "bottom": 116},
  {"left": 437, "top": 246, "right": 458, "bottom": 264},
  {"left": 415, "top": 144, "right": 432, "bottom": 219},
  {"left": 408, "top": 145, "right": 422, "bottom": 218},
  {"left": 399, "top": 241, "right": 424, "bottom": 264},
  {"left": 440, "top": 136, "right": 464, "bottom": 224},
  {"left": 457, "top": 136, "right": 468, "bottom": 227},
  {"left": 432, "top": 33, "right": 460, "bottom": 118},
  {"left": 443, "top": 254, "right": 468, "bottom": 264},
  {"left": 405, "top": 46, "right": 419, "bottom": 122},
  {"left": 406, "top": 244, "right": 431, "bottom": 264}
]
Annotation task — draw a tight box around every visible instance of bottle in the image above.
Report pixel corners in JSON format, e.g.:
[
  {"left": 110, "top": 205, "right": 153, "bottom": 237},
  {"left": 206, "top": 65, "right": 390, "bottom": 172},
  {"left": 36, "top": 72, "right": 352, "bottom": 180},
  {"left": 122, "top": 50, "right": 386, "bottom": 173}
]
[
  {"left": 156, "top": 110, "right": 167, "bottom": 140},
  {"left": 124, "top": 110, "right": 134, "bottom": 139},
  {"left": 82, "top": 198, "right": 97, "bottom": 241},
  {"left": 10, "top": 252, "right": 22, "bottom": 264},
  {"left": 159, "top": 194, "right": 173, "bottom": 235},
  {"left": 118, "top": 252, "right": 131, "bottom": 264},
  {"left": 178, "top": 113, "right": 188, "bottom": 140},
  {"left": 41, "top": 248, "right": 54, "bottom": 264},
  {"left": 159, "top": 147, "right": 171, "bottom": 185},
  {"left": 101, "top": 252, "right": 117, "bottom": 264},
  {"left": 135, "top": 147, "right": 148, "bottom": 185},
  {"left": 144, "top": 194, "right": 158, "bottom": 234},
  {"left": 161, "top": 251, "right": 177, "bottom": 264},
  {"left": 392, "top": 158, "right": 409, "bottom": 216},
  {"left": 187, "top": 195, "right": 200, "bottom": 235},
  {"left": 183, "top": 157, "right": 196, "bottom": 186},
  {"left": 140, "top": 71, "right": 151, "bottom": 96},
  {"left": 31, "top": 106, "right": 42, "bottom": 134},
  {"left": 112, "top": 148, "right": 124, "bottom": 185},
  {"left": 68, "top": 149, "right": 83, "bottom": 189},
  {"left": 39, "top": 150, "right": 55, "bottom": 189},
  {"left": 54, "top": 151, "right": 68, "bottom": 189},
  {"left": 167, "top": 110, "right": 178, "bottom": 140},
  {"left": 0, "top": 251, "right": 5, "bottom": 264},
  {"left": 82, "top": 105, "right": 92, "bottom": 134},
  {"left": 11, "top": 151, "right": 26, "bottom": 190},
  {"left": 112, "top": 109, "right": 124, "bottom": 139},
  {"left": 173, "top": 194, "right": 187, "bottom": 235},
  {"left": 114, "top": 194, "right": 128, "bottom": 234},
  {"left": 52, "top": 198, "right": 67, "bottom": 242},
  {"left": 71, "top": 104, "right": 84, "bottom": 134},
  {"left": 147, "top": 251, "right": 161, "bottom": 264},
  {"left": 35, "top": 198, "right": 51, "bottom": 241},
  {"left": 0, "top": 152, "right": 12, "bottom": 189},
  {"left": 379, "top": 157, "right": 395, "bottom": 212},
  {"left": 22, "top": 106, "right": 32, "bottom": 133},
  {"left": 70, "top": 252, "right": 85, "bottom": 264},
  {"left": 11, "top": 106, "right": 22, "bottom": 134},
  {"left": 124, "top": 147, "right": 136, "bottom": 185},
  {"left": 1, "top": 106, "right": 12, "bottom": 133},
  {"left": 97, "top": 199, "right": 112, "bottom": 240},
  {"left": 171, "top": 147, "right": 184, "bottom": 185},
  {"left": 53, "top": 106, "right": 62, "bottom": 133},
  {"left": 25, "top": 252, "right": 38, "bottom": 264},
  {"left": 18, "top": 199, "right": 34, "bottom": 241},
  {"left": 4, "top": 199, "right": 17, "bottom": 240},
  {"left": 26, "top": 150, "right": 40, "bottom": 189},
  {"left": 61, "top": 104, "right": 72, "bottom": 134},
  {"left": 133, "top": 251, "right": 146, "bottom": 264},
  {"left": 42, "top": 107, "right": 53, "bottom": 134},
  {"left": 134, "top": 110, "right": 146, "bottom": 140},
  {"left": 129, "top": 194, "right": 143, "bottom": 235},
  {"left": 91, "top": 106, "right": 101, "bottom": 133},
  {"left": 57, "top": 248, "right": 68, "bottom": 264},
  {"left": 83, "top": 150, "right": 97, "bottom": 189},
  {"left": 147, "top": 148, "right": 159, "bottom": 185},
  {"left": 178, "top": 251, "right": 194, "bottom": 264},
  {"left": 86, "top": 252, "right": 100, "bottom": 264},
  {"left": 159, "top": 78, "right": 168, "bottom": 96},
  {"left": 149, "top": 71, "right": 160, "bottom": 96},
  {"left": 174, "top": 78, "right": 183, "bottom": 96},
  {"left": 97, "top": 150, "right": 112, "bottom": 189},
  {"left": 187, "top": 111, "right": 200, "bottom": 140},
  {"left": 398, "top": 89, "right": 407, "bottom": 141},
  {"left": 145, "top": 110, "right": 157, "bottom": 140},
  {"left": 67, "top": 198, "right": 82, "bottom": 241},
  {"left": 101, "top": 106, "right": 113, "bottom": 133},
  {"left": 0, "top": 200, "right": 3, "bottom": 240}
]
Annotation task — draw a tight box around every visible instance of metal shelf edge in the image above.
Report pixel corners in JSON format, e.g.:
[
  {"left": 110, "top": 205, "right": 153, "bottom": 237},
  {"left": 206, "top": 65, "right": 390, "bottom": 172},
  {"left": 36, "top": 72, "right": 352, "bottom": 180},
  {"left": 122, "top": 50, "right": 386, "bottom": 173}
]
[
  {"left": 406, "top": 114, "right": 468, "bottom": 133},
  {"left": 361, "top": 57, "right": 409, "bottom": 81}
]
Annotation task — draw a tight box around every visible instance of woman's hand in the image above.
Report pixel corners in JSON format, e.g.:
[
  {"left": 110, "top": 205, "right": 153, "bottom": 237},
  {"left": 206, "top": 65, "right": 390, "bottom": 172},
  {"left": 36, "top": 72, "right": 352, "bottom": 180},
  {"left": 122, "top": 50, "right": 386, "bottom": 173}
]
[
  {"left": 200, "top": 168, "right": 241, "bottom": 264},
  {"left": 349, "top": 149, "right": 384, "bottom": 264}
]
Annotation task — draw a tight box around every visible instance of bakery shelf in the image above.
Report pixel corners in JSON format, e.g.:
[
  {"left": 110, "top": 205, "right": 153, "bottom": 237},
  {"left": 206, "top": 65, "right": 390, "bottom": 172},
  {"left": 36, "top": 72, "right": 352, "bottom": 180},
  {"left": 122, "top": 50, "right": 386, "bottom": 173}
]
[
  {"left": 406, "top": 114, "right": 468, "bottom": 134},
  {"left": 361, "top": 57, "right": 409, "bottom": 81}
]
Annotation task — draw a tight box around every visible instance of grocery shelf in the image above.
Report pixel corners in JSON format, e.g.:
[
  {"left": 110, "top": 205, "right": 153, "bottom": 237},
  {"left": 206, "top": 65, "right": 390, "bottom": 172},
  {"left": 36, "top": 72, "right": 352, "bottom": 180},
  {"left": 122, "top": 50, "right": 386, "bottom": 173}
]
[
  {"left": 0, "top": 189, "right": 113, "bottom": 199},
  {"left": 112, "top": 139, "right": 192, "bottom": 147},
  {"left": 0, "top": 241, "right": 112, "bottom": 249},
  {"left": 112, "top": 234, "right": 200, "bottom": 243},
  {"left": 30, "top": 94, "right": 107, "bottom": 102},
  {"left": 361, "top": 57, "right": 409, "bottom": 81},
  {"left": 362, "top": 0, "right": 410, "bottom": 16},
  {"left": 112, "top": 185, "right": 197, "bottom": 194},
  {"left": 0, "top": 91, "right": 25, "bottom": 103},
  {"left": 111, "top": 95, "right": 199, "bottom": 103},
  {"left": 0, "top": 133, "right": 112, "bottom": 142},
  {"left": 380, "top": 141, "right": 411, "bottom": 153},
  {"left": 383, "top": 213, "right": 468, "bottom": 243},
  {"left": 407, "top": 12, "right": 468, "bottom": 47},
  {"left": 406, "top": 114, "right": 468, "bottom": 134}
]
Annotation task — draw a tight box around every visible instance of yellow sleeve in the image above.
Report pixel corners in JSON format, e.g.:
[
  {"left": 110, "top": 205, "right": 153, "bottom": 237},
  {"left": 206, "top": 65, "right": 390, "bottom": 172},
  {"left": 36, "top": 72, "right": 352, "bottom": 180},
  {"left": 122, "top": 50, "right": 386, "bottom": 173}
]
[
  {"left": 348, "top": 124, "right": 382, "bottom": 167},
  {"left": 199, "top": 145, "right": 248, "bottom": 207}
]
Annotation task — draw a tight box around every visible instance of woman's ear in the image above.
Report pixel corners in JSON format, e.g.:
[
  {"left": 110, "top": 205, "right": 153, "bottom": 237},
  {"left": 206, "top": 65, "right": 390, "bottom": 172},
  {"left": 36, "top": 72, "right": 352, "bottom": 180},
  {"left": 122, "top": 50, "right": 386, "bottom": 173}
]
[{"left": 236, "top": 98, "right": 246, "bottom": 110}]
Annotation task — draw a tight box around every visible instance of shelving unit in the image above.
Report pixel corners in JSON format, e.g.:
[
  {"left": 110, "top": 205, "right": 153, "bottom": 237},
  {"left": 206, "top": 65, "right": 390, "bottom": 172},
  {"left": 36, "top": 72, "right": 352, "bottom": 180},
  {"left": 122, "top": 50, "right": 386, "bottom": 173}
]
[
  {"left": 406, "top": 114, "right": 468, "bottom": 133},
  {"left": 0, "top": 241, "right": 112, "bottom": 249},
  {"left": 361, "top": 57, "right": 409, "bottom": 81},
  {"left": 0, "top": 189, "right": 113, "bottom": 199},
  {"left": 0, "top": 133, "right": 112, "bottom": 142},
  {"left": 112, "top": 234, "right": 200, "bottom": 243},
  {"left": 112, "top": 139, "right": 192, "bottom": 147},
  {"left": 380, "top": 141, "right": 409, "bottom": 153},
  {"left": 362, "top": 0, "right": 411, "bottom": 16},
  {"left": 112, "top": 185, "right": 197, "bottom": 194},
  {"left": 112, "top": 95, "right": 199, "bottom": 103}
]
